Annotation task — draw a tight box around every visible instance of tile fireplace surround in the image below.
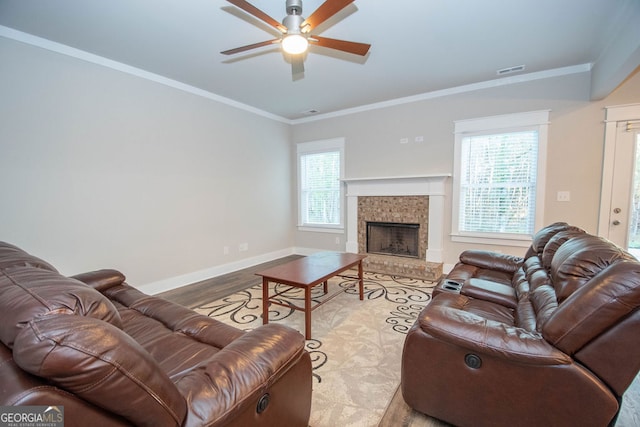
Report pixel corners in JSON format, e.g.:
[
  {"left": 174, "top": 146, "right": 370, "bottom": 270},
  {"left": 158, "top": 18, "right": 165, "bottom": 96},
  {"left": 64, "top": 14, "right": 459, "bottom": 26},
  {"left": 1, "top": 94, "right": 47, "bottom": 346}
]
[
  {"left": 359, "top": 197, "right": 427, "bottom": 259},
  {"left": 344, "top": 175, "right": 449, "bottom": 281}
]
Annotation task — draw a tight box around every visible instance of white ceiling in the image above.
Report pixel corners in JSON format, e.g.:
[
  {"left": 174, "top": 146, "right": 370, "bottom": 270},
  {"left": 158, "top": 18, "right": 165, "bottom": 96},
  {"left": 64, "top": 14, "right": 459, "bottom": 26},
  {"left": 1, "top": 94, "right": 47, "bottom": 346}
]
[{"left": 1, "top": 0, "right": 639, "bottom": 121}]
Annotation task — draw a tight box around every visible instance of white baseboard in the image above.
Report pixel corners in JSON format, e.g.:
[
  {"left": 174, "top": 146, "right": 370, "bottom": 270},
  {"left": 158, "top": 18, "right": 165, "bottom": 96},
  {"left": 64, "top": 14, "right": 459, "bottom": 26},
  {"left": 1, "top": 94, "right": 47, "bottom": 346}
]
[
  {"left": 137, "top": 247, "right": 450, "bottom": 295},
  {"left": 138, "top": 247, "right": 296, "bottom": 295},
  {"left": 292, "top": 247, "right": 328, "bottom": 256}
]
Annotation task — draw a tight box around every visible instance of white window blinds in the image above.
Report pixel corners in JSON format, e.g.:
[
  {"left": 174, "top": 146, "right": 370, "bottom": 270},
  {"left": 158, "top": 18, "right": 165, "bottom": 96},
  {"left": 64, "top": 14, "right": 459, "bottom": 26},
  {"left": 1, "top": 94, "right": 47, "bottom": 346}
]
[
  {"left": 459, "top": 130, "right": 538, "bottom": 235},
  {"left": 300, "top": 150, "right": 341, "bottom": 225}
]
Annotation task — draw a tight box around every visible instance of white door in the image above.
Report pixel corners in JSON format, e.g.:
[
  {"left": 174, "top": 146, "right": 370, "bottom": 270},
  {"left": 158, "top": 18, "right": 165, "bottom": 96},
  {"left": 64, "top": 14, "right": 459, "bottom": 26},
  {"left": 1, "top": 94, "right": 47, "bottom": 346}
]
[
  {"left": 608, "top": 123, "right": 640, "bottom": 250},
  {"left": 630, "top": 130, "right": 640, "bottom": 254},
  {"left": 599, "top": 104, "right": 640, "bottom": 254}
]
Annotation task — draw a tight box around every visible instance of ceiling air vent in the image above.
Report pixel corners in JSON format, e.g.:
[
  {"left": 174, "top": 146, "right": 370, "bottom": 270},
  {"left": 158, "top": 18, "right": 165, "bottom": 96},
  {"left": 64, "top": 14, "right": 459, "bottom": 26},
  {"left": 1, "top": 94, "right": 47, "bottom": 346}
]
[{"left": 496, "top": 64, "right": 525, "bottom": 76}]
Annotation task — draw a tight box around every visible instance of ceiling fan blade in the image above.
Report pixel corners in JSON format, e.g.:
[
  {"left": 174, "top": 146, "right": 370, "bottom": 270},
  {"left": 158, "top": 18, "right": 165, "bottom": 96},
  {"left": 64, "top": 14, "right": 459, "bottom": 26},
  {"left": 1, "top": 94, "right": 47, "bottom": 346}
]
[
  {"left": 292, "top": 55, "right": 305, "bottom": 76},
  {"left": 301, "top": 0, "right": 355, "bottom": 32},
  {"left": 309, "top": 35, "right": 370, "bottom": 56},
  {"left": 221, "top": 39, "right": 280, "bottom": 55},
  {"left": 226, "top": 0, "right": 287, "bottom": 32}
]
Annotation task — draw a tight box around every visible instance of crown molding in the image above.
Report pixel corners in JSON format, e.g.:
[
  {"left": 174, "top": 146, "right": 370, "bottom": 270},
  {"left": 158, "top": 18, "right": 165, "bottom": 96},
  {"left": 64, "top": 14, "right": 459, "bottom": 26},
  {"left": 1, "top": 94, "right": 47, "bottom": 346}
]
[
  {"left": 1, "top": 25, "right": 592, "bottom": 126},
  {"left": 0, "top": 25, "right": 290, "bottom": 124},
  {"left": 291, "top": 64, "right": 592, "bottom": 124}
]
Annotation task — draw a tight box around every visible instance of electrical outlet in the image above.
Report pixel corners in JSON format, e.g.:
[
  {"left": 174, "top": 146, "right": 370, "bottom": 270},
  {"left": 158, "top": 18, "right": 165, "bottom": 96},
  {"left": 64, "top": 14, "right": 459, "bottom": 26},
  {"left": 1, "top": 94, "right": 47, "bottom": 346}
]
[
  {"left": 335, "top": 237, "right": 340, "bottom": 245},
  {"left": 239, "top": 243, "right": 249, "bottom": 252},
  {"left": 557, "top": 191, "right": 571, "bottom": 202},
  {"left": 223, "top": 246, "right": 229, "bottom": 255}
]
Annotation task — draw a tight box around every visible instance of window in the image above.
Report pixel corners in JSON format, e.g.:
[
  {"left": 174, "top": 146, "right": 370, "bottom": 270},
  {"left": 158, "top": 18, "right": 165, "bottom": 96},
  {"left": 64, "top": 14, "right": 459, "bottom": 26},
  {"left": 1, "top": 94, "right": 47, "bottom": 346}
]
[
  {"left": 297, "top": 138, "right": 345, "bottom": 231},
  {"left": 452, "top": 111, "right": 549, "bottom": 246}
]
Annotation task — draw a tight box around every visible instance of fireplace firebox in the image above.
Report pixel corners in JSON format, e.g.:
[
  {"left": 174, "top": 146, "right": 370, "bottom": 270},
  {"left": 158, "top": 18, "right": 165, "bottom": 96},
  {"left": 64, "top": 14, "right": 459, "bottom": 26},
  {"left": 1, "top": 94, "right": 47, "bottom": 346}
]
[{"left": 366, "top": 221, "right": 420, "bottom": 258}]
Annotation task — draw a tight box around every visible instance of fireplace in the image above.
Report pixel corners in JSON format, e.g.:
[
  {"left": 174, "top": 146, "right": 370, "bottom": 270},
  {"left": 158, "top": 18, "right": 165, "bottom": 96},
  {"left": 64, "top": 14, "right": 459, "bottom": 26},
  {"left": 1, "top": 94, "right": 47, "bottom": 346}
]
[
  {"left": 357, "top": 196, "right": 429, "bottom": 260},
  {"left": 366, "top": 222, "right": 420, "bottom": 258},
  {"left": 344, "top": 175, "right": 449, "bottom": 280}
]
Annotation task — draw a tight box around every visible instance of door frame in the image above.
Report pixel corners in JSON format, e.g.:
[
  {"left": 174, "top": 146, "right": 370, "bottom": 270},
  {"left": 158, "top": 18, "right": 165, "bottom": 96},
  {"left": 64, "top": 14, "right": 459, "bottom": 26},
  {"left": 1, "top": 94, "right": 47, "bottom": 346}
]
[{"left": 598, "top": 103, "right": 640, "bottom": 239}]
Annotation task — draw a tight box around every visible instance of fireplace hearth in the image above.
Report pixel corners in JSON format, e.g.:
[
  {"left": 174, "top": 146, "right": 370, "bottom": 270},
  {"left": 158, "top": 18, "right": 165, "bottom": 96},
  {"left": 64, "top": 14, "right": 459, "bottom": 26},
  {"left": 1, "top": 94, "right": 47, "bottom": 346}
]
[{"left": 366, "top": 222, "right": 419, "bottom": 258}]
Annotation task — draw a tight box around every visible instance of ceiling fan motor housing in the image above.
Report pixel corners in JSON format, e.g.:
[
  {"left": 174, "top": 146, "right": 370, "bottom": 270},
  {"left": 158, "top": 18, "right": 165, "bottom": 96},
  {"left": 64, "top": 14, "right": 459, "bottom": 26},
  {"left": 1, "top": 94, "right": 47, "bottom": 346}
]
[
  {"left": 283, "top": 14, "right": 305, "bottom": 34},
  {"left": 286, "top": 0, "right": 303, "bottom": 16}
]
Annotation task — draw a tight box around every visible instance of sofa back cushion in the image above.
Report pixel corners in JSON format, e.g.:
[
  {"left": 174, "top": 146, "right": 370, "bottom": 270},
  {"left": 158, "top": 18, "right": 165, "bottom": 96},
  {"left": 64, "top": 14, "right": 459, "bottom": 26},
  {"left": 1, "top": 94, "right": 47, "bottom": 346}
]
[
  {"left": 543, "top": 260, "right": 640, "bottom": 356},
  {"left": 0, "top": 267, "right": 122, "bottom": 348},
  {"left": 550, "top": 234, "right": 634, "bottom": 303},
  {"left": 525, "top": 222, "right": 582, "bottom": 258},
  {"left": 510, "top": 255, "right": 559, "bottom": 332},
  {"left": 540, "top": 229, "right": 586, "bottom": 270},
  {"left": 13, "top": 313, "right": 187, "bottom": 427},
  {"left": 0, "top": 241, "right": 58, "bottom": 272}
]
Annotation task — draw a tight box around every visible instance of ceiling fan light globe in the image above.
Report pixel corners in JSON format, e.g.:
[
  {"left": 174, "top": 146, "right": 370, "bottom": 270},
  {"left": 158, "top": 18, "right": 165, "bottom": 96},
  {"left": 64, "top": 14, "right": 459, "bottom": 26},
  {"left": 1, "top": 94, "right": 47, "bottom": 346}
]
[{"left": 282, "top": 34, "right": 308, "bottom": 54}]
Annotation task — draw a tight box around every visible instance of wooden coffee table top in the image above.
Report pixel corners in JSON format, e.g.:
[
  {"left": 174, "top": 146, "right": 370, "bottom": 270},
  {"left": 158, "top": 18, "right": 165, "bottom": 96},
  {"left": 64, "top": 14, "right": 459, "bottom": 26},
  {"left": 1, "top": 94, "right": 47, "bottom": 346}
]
[{"left": 256, "top": 252, "right": 367, "bottom": 287}]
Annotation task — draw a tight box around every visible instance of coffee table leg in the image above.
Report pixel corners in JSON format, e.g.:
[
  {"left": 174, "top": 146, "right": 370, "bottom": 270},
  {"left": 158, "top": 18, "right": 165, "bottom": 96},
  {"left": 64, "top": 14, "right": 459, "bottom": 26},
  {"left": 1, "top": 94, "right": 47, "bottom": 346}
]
[
  {"left": 262, "top": 277, "right": 269, "bottom": 325},
  {"left": 305, "top": 286, "right": 312, "bottom": 340},
  {"left": 358, "top": 260, "right": 364, "bottom": 300}
]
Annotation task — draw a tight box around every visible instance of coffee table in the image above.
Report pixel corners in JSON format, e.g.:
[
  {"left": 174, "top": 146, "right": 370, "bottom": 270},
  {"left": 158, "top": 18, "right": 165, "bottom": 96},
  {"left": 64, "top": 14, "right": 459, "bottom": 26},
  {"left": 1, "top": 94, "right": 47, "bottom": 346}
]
[{"left": 256, "top": 252, "right": 367, "bottom": 339}]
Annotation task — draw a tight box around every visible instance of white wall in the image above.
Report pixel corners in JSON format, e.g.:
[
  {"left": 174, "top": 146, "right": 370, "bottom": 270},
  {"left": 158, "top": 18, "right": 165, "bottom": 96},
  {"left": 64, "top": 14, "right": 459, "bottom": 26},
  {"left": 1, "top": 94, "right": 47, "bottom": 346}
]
[
  {"left": 291, "top": 69, "right": 640, "bottom": 267},
  {"left": 0, "top": 37, "right": 293, "bottom": 289},
  {"left": 2, "top": 32, "right": 640, "bottom": 288}
]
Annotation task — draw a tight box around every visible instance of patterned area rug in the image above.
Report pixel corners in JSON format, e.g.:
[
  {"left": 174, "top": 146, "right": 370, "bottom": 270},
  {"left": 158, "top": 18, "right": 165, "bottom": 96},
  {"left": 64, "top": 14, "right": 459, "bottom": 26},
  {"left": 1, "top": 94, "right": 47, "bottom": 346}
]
[{"left": 193, "top": 271, "right": 436, "bottom": 427}]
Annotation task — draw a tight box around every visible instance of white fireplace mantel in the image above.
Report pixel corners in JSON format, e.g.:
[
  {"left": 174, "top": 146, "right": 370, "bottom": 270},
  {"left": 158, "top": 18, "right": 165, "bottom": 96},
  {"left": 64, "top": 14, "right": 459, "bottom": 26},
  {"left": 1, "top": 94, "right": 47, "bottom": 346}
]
[{"left": 343, "top": 175, "right": 450, "bottom": 263}]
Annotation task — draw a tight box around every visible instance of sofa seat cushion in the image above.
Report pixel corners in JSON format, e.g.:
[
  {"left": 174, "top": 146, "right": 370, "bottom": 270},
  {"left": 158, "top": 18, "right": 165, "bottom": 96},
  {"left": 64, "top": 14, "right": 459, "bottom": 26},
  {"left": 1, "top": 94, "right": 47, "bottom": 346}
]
[
  {"left": 445, "top": 260, "right": 515, "bottom": 287},
  {"left": 119, "top": 306, "right": 230, "bottom": 380},
  {"left": 103, "top": 284, "right": 245, "bottom": 379},
  {"left": 428, "top": 293, "right": 516, "bottom": 328},
  {"left": 13, "top": 313, "right": 187, "bottom": 427},
  {"left": 418, "top": 293, "right": 570, "bottom": 364},
  {"left": 0, "top": 267, "right": 122, "bottom": 348}
]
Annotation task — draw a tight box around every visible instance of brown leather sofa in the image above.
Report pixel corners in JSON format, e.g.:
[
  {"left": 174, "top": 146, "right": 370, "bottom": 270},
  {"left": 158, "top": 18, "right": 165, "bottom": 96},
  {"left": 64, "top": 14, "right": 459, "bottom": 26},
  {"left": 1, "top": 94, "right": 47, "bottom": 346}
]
[
  {"left": 401, "top": 223, "right": 640, "bottom": 426},
  {"left": 0, "top": 241, "right": 312, "bottom": 426}
]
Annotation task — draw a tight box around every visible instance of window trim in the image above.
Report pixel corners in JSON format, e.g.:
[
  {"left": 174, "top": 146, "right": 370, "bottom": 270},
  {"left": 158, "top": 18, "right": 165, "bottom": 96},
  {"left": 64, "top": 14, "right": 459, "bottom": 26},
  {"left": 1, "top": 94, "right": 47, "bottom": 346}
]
[
  {"left": 451, "top": 110, "right": 549, "bottom": 246},
  {"left": 297, "top": 138, "right": 345, "bottom": 232}
]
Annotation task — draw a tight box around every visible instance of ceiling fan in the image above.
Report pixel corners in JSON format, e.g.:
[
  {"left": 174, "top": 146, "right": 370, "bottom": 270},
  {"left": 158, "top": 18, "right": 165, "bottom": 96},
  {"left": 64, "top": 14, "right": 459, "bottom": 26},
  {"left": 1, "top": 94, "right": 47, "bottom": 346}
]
[{"left": 221, "top": 0, "right": 371, "bottom": 75}]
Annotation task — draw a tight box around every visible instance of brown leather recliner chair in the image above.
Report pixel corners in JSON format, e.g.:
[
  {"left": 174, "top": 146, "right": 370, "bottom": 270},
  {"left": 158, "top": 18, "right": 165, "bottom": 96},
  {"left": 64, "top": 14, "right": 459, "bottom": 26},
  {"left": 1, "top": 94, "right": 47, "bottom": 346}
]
[
  {"left": 401, "top": 224, "right": 640, "bottom": 426},
  {"left": 0, "top": 241, "right": 312, "bottom": 426}
]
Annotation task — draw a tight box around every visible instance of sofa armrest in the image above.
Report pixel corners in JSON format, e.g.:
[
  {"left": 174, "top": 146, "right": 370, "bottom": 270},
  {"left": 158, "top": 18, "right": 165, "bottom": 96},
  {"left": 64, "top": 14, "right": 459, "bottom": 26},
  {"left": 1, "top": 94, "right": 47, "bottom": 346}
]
[
  {"left": 175, "top": 323, "right": 311, "bottom": 426},
  {"left": 459, "top": 250, "right": 524, "bottom": 274},
  {"left": 419, "top": 295, "right": 570, "bottom": 365},
  {"left": 14, "top": 314, "right": 187, "bottom": 426},
  {"left": 0, "top": 343, "right": 131, "bottom": 425},
  {"left": 461, "top": 278, "right": 517, "bottom": 308},
  {"left": 70, "top": 269, "right": 126, "bottom": 292}
]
